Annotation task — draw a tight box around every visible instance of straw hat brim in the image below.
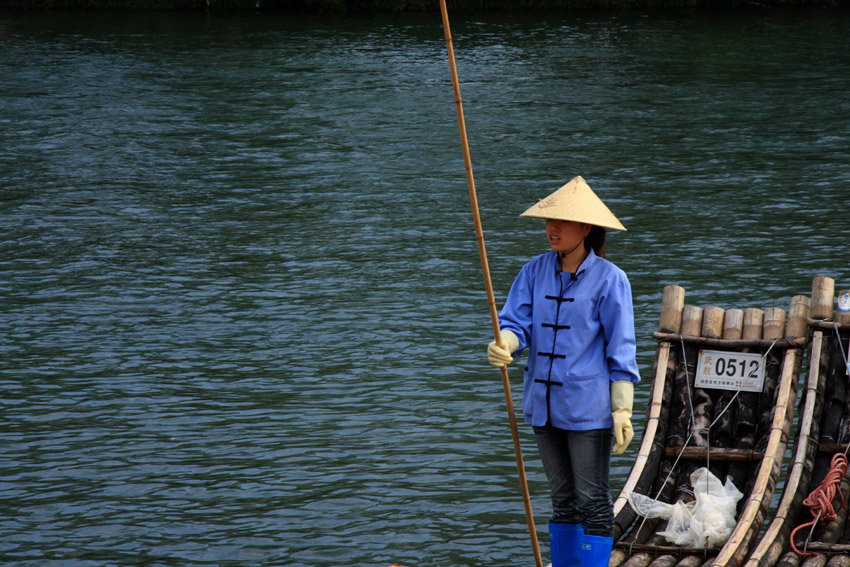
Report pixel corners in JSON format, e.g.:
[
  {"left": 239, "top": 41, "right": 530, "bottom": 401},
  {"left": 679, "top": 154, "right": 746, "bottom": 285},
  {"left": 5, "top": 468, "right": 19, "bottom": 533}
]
[{"left": 520, "top": 176, "right": 626, "bottom": 231}]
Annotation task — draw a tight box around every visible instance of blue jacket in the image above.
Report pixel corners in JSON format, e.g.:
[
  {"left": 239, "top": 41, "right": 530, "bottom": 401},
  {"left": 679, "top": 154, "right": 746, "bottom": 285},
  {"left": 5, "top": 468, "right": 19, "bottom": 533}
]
[{"left": 498, "top": 249, "right": 640, "bottom": 430}]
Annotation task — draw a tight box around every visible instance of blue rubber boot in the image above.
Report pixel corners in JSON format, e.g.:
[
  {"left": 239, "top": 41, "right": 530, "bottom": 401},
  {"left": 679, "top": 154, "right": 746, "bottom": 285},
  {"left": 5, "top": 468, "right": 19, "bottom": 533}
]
[
  {"left": 549, "top": 523, "right": 583, "bottom": 567},
  {"left": 579, "top": 534, "right": 614, "bottom": 567}
]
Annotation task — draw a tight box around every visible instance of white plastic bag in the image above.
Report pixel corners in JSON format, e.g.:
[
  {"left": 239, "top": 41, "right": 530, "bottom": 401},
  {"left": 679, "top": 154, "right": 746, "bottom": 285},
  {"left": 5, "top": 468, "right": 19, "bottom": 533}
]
[{"left": 627, "top": 467, "right": 743, "bottom": 549}]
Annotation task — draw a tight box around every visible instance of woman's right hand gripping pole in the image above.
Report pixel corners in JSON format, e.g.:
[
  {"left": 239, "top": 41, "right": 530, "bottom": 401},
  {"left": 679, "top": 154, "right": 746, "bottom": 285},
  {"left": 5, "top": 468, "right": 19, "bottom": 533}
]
[{"left": 487, "top": 330, "right": 519, "bottom": 367}]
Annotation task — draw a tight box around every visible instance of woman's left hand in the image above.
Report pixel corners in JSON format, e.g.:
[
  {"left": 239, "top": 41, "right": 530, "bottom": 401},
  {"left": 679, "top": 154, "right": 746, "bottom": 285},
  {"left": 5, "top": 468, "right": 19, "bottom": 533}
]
[{"left": 611, "top": 381, "right": 634, "bottom": 454}]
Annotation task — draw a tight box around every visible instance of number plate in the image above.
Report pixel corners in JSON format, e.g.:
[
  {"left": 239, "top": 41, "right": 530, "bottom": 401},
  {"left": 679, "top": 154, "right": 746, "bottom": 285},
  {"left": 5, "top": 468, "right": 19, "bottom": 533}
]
[{"left": 695, "top": 349, "right": 765, "bottom": 393}]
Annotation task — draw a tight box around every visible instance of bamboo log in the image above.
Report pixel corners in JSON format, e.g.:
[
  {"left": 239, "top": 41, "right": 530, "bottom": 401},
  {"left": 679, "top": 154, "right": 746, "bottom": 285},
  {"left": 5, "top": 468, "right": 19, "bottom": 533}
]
[
  {"left": 634, "top": 306, "right": 707, "bottom": 560},
  {"left": 634, "top": 468, "right": 685, "bottom": 557},
  {"left": 743, "top": 309, "right": 765, "bottom": 343},
  {"left": 787, "top": 296, "right": 812, "bottom": 340},
  {"left": 826, "top": 555, "right": 850, "bottom": 567},
  {"left": 614, "top": 286, "right": 685, "bottom": 537},
  {"left": 743, "top": 331, "right": 826, "bottom": 567},
  {"left": 614, "top": 341, "right": 675, "bottom": 533},
  {"left": 830, "top": 316, "right": 850, "bottom": 448},
  {"left": 728, "top": 309, "right": 765, "bottom": 491},
  {"left": 661, "top": 285, "right": 687, "bottom": 334},
  {"left": 623, "top": 552, "right": 656, "bottom": 567},
  {"left": 809, "top": 320, "right": 850, "bottom": 332},
  {"left": 755, "top": 304, "right": 789, "bottom": 472},
  {"left": 640, "top": 530, "right": 693, "bottom": 567},
  {"left": 678, "top": 556, "right": 710, "bottom": 567},
  {"left": 840, "top": 329, "right": 850, "bottom": 445},
  {"left": 711, "top": 298, "right": 809, "bottom": 567},
  {"left": 803, "top": 328, "right": 850, "bottom": 564},
  {"left": 800, "top": 556, "right": 829, "bottom": 567},
  {"left": 837, "top": 291, "right": 850, "bottom": 325},
  {"left": 623, "top": 551, "right": 655, "bottom": 567},
  {"left": 664, "top": 306, "right": 703, "bottom": 452},
  {"left": 836, "top": 515, "right": 850, "bottom": 545},
  {"left": 625, "top": 447, "right": 684, "bottom": 549},
  {"left": 617, "top": 466, "right": 671, "bottom": 553},
  {"left": 621, "top": 516, "right": 668, "bottom": 549},
  {"left": 788, "top": 543, "right": 850, "bottom": 553},
  {"left": 616, "top": 375, "right": 679, "bottom": 545},
  {"left": 661, "top": 305, "right": 703, "bottom": 462},
  {"left": 650, "top": 555, "right": 683, "bottom": 567},
  {"left": 755, "top": 308, "right": 788, "bottom": 455},
  {"left": 667, "top": 306, "right": 731, "bottom": 536},
  {"left": 618, "top": 393, "right": 679, "bottom": 545},
  {"left": 724, "top": 310, "right": 745, "bottom": 340},
  {"left": 683, "top": 306, "right": 704, "bottom": 338},
  {"left": 810, "top": 464, "right": 850, "bottom": 547},
  {"left": 813, "top": 329, "right": 850, "bottom": 488},
  {"left": 625, "top": 533, "right": 680, "bottom": 567},
  {"left": 764, "top": 308, "right": 788, "bottom": 341},
  {"left": 612, "top": 548, "right": 630, "bottom": 567},
  {"left": 689, "top": 307, "right": 724, "bottom": 450},
  {"left": 818, "top": 332, "right": 849, "bottom": 445},
  {"left": 703, "top": 306, "right": 726, "bottom": 339},
  {"left": 667, "top": 395, "right": 704, "bottom": 496},
  {"left": 811, "top": 277, "right": 835, "bottom": 321},
  {"left": 776, "top": 550, "right": 806, "bottom": 567},
  {"left": 711, "top": 310, "right": 745, "bottom": 451},
  {"left": 653, "top": 334, "right": 805, "bottom": 350},
  {"left": 793, "top": 448, "right": 850, "bottom": 567}
]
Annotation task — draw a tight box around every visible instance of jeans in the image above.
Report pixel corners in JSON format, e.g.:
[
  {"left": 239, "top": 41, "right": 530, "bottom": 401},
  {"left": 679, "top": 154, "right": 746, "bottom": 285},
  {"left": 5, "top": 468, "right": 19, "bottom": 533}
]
[{"left": 533, "top": 424, "right": 614, "bottom": 537}]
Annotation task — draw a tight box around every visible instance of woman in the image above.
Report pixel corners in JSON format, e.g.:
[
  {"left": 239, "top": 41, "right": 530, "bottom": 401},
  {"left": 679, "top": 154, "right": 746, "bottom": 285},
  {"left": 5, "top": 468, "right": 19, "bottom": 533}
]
[{"left": 486, "top": 176, "right": 640, "bottom": 567}]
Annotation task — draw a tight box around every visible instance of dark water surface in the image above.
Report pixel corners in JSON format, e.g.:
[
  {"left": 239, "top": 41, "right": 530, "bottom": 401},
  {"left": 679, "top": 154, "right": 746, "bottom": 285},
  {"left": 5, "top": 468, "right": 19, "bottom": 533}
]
[{"left": 2, "top": 7, "right": 849, "bottom": 567}]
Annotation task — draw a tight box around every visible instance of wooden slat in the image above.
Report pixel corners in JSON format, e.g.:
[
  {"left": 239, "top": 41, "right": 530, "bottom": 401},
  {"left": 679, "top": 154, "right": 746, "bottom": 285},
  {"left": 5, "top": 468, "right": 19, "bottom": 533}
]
[
  {"left": 652, "top": 333, "right": 806, "bottom": 349},
  {"left": 662, "top": 447, "right": 764, "bottom": 462}
]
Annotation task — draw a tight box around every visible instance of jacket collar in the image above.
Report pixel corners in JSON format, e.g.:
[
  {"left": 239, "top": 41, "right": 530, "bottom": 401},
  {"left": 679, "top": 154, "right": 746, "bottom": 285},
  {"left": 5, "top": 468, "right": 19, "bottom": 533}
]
[{"left": 554, "top": 247, "right": 598, "bottom": 280}]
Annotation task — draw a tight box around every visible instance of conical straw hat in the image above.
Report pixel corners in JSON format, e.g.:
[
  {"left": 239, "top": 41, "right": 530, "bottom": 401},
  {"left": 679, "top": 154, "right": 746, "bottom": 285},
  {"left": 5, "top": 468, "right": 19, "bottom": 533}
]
[{"left": 520, "top": 176, "right": 626, "bottom": 231}]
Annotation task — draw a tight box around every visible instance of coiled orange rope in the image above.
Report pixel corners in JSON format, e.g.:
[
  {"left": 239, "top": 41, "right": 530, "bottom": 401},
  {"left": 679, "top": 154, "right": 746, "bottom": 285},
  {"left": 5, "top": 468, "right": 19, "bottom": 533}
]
[{"left": 790, "top": 452, "right": 848, "bottom": 556}]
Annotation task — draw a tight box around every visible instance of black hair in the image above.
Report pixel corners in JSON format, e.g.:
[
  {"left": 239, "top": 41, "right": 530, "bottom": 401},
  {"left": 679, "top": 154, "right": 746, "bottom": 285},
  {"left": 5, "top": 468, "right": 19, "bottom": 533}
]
[{"left": 585, "top": 225, "right": 606, "bottom": 258}]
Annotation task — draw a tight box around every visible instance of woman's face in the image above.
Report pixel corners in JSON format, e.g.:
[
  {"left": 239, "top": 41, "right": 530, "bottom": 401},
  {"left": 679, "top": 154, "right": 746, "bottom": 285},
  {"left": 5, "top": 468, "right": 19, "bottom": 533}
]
[{"left": 545, "top": 219, "right": 591, "bottom": 254}]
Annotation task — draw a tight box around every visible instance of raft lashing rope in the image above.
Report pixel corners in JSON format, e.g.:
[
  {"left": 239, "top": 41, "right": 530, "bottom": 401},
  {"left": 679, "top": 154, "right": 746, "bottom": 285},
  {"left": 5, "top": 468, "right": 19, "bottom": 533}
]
[
  {"left": 790, "top": 452, "right": 849, "bottom": 556},
  {"left": 788, "top": 321, "right": 850, "bottom": 556}
]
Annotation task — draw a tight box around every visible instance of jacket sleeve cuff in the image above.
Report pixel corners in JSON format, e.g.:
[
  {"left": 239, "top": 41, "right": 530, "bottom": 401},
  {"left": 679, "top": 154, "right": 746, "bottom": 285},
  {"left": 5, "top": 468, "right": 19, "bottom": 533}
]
[{"left": 609, "top": 371, "right": 638, "bottom": 384}]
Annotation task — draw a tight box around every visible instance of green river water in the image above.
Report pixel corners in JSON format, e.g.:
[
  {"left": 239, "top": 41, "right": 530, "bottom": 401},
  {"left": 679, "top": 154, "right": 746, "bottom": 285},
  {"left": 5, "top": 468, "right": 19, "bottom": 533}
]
[{"left": 1, "top": 7, "right": 849, "bottom": 567}]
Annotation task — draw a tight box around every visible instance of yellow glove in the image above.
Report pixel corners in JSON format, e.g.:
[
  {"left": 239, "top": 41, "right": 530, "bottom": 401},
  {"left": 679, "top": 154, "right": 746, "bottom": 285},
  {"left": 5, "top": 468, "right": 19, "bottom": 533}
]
[
  {"left": 611, "top": 381, "right": 634, "bottom": 455},
  {"left": 487, "top": 330, "right": 519, "bottom": 367}
]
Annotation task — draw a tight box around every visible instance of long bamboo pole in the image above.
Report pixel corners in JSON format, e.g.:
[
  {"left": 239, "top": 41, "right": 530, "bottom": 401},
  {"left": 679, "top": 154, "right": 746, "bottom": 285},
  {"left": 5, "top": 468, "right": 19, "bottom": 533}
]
[{"left": 437, "top": 3, "right": 542, "bottom": 567}]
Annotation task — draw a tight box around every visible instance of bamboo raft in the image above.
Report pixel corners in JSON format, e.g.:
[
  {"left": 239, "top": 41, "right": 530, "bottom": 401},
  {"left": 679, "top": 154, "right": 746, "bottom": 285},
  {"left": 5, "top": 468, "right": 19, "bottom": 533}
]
[
  {"left": 743, "top": 279, "right": 850, "bottom": 567},
  {"left": 393, "top": 278, "right": 850, "bottom": 567},
  {"left": 611, "top": 280, "right": 818, "bottom": 567}
]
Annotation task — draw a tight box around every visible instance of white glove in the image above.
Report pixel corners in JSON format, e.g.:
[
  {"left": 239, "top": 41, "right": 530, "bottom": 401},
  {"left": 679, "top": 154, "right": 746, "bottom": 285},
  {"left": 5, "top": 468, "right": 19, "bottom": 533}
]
[
  {"left": 611, "top": 381, "right": 634, "bottom": 455},
  {"left": 487, "top": 330, "right": 520, "bottom": 367}
]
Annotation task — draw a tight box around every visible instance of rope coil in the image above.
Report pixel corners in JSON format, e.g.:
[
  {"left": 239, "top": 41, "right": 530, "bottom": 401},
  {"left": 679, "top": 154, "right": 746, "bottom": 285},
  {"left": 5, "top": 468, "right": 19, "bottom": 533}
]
[{"left": 790, "top": 452, "right": 848, "bottom": 556}]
